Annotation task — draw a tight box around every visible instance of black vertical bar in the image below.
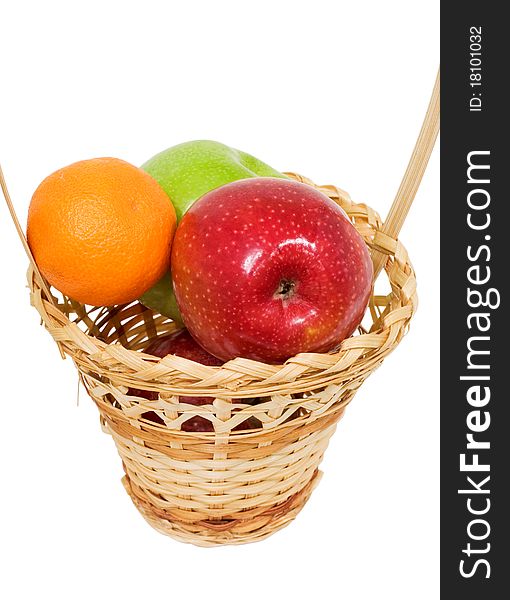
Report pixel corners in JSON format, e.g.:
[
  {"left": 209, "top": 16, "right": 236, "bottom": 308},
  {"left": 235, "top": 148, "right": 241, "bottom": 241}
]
[{"left": 441, "top": 2, "right": 507, "bottom": 597}]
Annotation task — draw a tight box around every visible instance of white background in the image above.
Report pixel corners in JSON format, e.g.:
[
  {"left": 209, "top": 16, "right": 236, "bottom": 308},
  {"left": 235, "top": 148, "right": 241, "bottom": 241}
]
[{"left": 0, "top": 1, "right": 439, "bottom": 598}]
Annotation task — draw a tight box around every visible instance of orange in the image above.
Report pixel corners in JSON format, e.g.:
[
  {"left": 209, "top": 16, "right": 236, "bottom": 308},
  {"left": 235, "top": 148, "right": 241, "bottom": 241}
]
[{"left": 27, "top": 157, "right": 177, "bottom": 306}]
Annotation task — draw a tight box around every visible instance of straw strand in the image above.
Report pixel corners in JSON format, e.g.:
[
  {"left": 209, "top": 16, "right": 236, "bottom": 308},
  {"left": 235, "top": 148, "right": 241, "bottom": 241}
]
[
  {"left": 0, "top": 165, "right": 56, "bottom": 305},
  {"left": 372, "top": 69, "right": 440, "bottom": 280}
]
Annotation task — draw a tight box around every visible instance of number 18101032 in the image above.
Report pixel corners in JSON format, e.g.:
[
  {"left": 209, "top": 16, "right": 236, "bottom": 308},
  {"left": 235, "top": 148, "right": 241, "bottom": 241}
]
[{"left": 469, "top": 26, "right": 482, "bottom": 112}]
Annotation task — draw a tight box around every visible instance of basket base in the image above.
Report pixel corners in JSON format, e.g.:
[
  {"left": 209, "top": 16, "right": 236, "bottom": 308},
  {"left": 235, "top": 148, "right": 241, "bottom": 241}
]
[{"left": 122, "top": 469, "right": 322, "bottom": 547}]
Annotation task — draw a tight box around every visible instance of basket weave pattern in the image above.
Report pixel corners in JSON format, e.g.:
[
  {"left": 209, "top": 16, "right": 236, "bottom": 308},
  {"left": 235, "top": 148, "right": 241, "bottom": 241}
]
[{"left": 28, "top": 173, "right": 417, "bottom": 546}]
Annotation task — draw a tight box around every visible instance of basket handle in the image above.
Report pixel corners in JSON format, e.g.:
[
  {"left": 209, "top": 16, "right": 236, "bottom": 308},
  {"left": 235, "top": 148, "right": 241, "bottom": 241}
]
[
  {"left": 372, "top": 69, "right": 440, "bottom": 280},
  {"left": 0, "top": 165, "right": 56, "bottom": 305}
]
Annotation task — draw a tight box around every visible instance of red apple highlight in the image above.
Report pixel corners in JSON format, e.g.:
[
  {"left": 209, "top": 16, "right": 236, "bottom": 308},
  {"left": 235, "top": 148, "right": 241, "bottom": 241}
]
[
  {"left": 172, "top": 178, "right": 373, "bottom": 363},
  {"left": 129, "top": 329, "right": 260, "bottom": 432}
]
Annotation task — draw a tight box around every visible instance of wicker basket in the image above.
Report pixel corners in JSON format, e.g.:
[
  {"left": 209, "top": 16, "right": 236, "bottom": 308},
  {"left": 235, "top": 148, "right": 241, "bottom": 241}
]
[
  {"left": 27, "top": 174, "right": 414, "bottom": 546},
  {"left": 2, "top": 73, "right": 439, "bottom": 548}
]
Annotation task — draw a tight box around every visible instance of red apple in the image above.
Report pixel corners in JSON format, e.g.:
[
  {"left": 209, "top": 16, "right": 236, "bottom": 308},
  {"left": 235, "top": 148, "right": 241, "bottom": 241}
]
[
  {"left": 129, "top": 329, "right": 260, "bottom": 432},
  {"left": 144, "top": 329, "right": 223, "bottom": 366},
  {"left": 172, "top": 178, "right": 373, "bottom": 363}
]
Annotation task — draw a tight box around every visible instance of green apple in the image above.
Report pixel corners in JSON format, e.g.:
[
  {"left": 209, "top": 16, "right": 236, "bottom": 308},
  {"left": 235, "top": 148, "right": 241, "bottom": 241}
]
[
  {"left": 142, "top": 140, "right": 287, "bottom": 221},
  {"left": 139, "top": 140, "right": 287, "bottom": 321},
  {"left": 139, "top": 272, "right": 183, "bottom": 324}
]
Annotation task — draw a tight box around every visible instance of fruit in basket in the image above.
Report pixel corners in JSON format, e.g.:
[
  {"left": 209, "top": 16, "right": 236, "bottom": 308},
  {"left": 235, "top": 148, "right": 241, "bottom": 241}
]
[
  {"left": 139, "top": 272, "right": 183, "bottom": 323},
  {"left": 130, "top": 330, "right": 261, "bottom": 432},
  {"left": 172, "top": 178, "right": 373, "bottom": 363},
  {"left": 144, "top": 329, "right": 223, "bottom": 366},
  {"left": 139, "top": 272, "right": 182, "bottom": 322},
  {"left": 27, "top": 158, "right": 176, "bottom": 306},
  {"left": 139, "top": 140, "right": 287, "bottom": 320},
  {"left": 142, "top": 140, "right": 287, "bottom": 221}
]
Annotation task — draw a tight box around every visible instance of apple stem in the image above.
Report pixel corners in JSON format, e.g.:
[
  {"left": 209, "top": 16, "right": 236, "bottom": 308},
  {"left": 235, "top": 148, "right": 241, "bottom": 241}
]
[{"left": 274, "top": 279, "right": 296, "bottom": 301}]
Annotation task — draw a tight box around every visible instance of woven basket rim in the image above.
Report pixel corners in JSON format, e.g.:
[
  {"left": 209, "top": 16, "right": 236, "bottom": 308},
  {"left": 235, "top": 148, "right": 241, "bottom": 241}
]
[{"left": 29, "top": 172, "right": 417, "bottom": 397}]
